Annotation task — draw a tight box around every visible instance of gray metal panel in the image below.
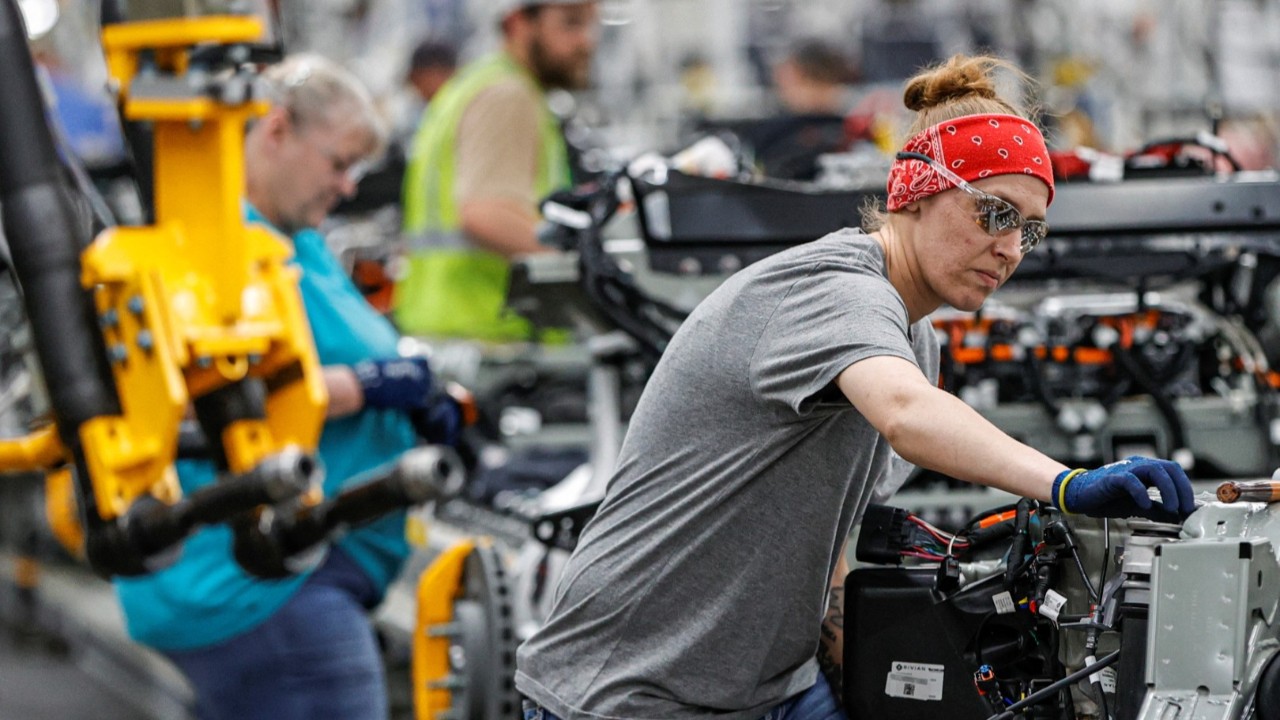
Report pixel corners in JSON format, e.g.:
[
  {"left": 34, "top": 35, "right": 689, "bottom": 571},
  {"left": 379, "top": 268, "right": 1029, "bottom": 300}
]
[
  {"left": 1147, "top": 539, "right": 1279, "bottom": 694},
  {"left": 1045, "top": 175, "right": 1280, "bottom": 234}
]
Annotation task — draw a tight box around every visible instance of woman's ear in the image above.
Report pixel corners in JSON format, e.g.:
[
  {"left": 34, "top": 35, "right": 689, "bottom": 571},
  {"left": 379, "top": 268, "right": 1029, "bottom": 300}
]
[{"left": 258, "top": 106, "right": 291, "bottom": 148}]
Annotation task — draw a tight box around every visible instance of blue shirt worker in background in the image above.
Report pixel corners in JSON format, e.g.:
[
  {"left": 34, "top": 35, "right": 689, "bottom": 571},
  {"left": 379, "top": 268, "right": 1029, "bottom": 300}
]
[
  {"left": 115, "top": 54, "right": 460, "bottom": 720},
  {"left": 394, "top": 0, "right": 599, "bottom": 342}
]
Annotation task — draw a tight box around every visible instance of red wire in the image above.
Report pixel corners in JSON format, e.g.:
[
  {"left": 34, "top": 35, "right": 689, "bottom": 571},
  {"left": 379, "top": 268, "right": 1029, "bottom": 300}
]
[
  {"left": 902, "top": 549, "right": 946, "bottom": 561},
  {"left": 909, "top": 515, "right": 970, "bottom": 547}
]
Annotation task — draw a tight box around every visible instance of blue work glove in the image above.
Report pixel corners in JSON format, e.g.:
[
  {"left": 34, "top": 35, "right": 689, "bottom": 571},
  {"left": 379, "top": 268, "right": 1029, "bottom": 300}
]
[
  {"left": 410, "top": 393, "right": 463, "bottom": 447},
  {"left": 353, "top": 357, "right": 434, "bottom": 412},
  {"left": 1051, "top": 456, "right": 1197, "bottom": 523}
]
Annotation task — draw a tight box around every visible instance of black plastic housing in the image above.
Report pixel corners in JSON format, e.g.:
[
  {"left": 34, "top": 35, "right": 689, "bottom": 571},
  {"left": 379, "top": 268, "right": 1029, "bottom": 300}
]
[
  {"left": 855, "top": 503, "right": 912, "bottom": 565},
  {"left": 843, "top": 567, "right": 1054, "bottom": 720}
]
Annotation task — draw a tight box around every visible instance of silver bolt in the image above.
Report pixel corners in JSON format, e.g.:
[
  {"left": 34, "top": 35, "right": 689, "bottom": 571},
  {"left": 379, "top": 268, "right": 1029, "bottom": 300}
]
[
  {"left": 109, "top": 344, "right": 128, "bottom": 364},
  {"left": 196, "top": 356, "right": 212, "bottom": 368},
  {"left": 136, "top": 330, "right": 154, "bottom": 352},
  {"left": 127, "top": 295, "right": 145, "bottom": 315},
  {"left": 99, "top": 308, "right": 119, "bottom": 328}
]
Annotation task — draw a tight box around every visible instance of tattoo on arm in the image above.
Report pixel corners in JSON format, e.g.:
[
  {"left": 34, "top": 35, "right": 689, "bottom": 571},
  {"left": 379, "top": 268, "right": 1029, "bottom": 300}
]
[
  {"left": 826, "top": 585, "right": 845, "bottom": 630},
  {"left": 818, "top": 585, "right": 846, "bottom": 701}
]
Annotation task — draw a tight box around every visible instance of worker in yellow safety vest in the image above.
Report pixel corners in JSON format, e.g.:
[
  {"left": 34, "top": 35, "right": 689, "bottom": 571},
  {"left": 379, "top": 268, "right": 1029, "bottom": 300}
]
[{"left": 395, "top": 0, "right": 600, "bottom": 341}]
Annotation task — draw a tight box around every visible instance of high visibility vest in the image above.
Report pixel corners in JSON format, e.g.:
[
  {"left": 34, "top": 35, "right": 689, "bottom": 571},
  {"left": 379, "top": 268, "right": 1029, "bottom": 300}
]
[{"left": 395, "top": 52, "right": 569, "bottom": 341}]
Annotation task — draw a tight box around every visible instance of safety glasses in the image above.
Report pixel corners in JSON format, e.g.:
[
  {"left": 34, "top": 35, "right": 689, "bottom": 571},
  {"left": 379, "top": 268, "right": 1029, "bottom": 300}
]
[{"left": 895, "top": 151, "right": 1049, "bottom": 254}]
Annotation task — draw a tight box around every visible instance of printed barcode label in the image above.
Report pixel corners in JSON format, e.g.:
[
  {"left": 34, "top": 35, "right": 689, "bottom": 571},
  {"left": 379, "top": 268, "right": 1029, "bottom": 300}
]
[
  {"left": 885, "top": 661, "right": 944, "bottom": 701},
  {"left": 992, "top": 591, "right": 1016, "bottom": 615},
  {"left": 1039, "top": 589, "right": 1068, "bottom": 622},
  {"left": 1099, "top": 667, "right": 1117, "bottom": 693}
]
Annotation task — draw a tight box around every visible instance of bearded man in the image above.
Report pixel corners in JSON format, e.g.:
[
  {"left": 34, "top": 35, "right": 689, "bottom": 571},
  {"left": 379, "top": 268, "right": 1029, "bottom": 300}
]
[{"left": 394, "top": 0, "right": 599, "bottom": 342}]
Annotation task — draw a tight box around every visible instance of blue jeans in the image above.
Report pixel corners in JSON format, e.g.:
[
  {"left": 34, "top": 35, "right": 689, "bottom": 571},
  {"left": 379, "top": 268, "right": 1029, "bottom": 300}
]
[
  {"left": 522, "top": 672, "right": 848, "bottom": 720},
  {"left": 165, "top": 548, "right": 388, "bottom": 720}
]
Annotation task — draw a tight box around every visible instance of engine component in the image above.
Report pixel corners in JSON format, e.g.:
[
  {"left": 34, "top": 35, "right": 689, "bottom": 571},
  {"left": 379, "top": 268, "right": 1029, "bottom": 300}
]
[
  {"left": 844, "top": 566, "right": 1066, "bottom": 719},
  {"left": 929, "top": 291, "right": 1278, "bottom": 476},
  {"left": 855, "top": 498, "right": 1280, "bottom": 720},
  {"left": 847, "top": 502, "right": 1074, "bottom": 719}
]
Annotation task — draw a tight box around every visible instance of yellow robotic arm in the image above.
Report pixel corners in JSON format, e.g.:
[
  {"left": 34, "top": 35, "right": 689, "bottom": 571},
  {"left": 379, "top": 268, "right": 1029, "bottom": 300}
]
[
  {"left": 85, "top": 11, "right": 327, "bottom": 522},
  {"left": 0, "top": 2, "right": 314, "bottom": 577},
  {"left": 0, "top": 0, "right": 462, "bottom": 580},
  {"left": 0, "top": 0, "right": 477, "bottom": 692}
]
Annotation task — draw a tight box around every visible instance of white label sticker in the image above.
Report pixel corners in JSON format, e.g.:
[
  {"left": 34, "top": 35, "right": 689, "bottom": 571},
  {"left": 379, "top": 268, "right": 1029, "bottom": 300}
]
[
  {"left": 1039, "top": 589, "right": 1068, "bottom": 622},
  {"left": 1086, "top": 655, "right": 1118, "bottom": 693},
  {"left": 992, "top": 591, "right": 1016, "bottom": 615},
  {"left": 885, "top": 661, "right": 945, "bottom": 701},
  {"left": 1098, "top": 667, "right": 1117, "bottom": 694}
]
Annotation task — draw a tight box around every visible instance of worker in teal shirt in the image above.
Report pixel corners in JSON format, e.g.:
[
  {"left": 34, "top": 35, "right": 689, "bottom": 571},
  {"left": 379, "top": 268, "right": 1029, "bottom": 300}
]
[{"left": 115, "top": 54, "right": 458, "bottom": 720}]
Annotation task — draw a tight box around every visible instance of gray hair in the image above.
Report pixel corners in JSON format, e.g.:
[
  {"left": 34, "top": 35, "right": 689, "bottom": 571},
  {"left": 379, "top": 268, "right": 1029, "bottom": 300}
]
[{"left": 259, "top": 53, "right": 387, "bottom": 155}]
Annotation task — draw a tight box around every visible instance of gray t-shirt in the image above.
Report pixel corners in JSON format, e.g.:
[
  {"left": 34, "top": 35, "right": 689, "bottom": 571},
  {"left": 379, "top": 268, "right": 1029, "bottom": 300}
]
[{"left": 516, "top": 229, "right": 940, "bottom": 720}]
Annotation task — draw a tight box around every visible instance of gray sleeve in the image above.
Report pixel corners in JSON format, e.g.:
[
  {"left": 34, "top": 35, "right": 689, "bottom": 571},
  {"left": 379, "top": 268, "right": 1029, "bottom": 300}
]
[{"left": 749, "top": 261, "right": 920, "bottom": 415}]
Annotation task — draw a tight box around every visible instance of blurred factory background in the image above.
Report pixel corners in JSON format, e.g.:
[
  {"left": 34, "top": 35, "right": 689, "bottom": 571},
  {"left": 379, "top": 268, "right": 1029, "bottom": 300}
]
[{"left": 27, "top": 0, "right": 1280, "bottom": 177}]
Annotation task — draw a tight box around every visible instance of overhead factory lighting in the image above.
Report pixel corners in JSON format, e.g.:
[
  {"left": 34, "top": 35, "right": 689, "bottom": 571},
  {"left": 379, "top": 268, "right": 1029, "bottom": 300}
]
[
  {"left": 600, "top": 0, "right": 632, "bottom": 26},
  {"left": 18, "top": 0, "right": 60, "bottom": 39}
]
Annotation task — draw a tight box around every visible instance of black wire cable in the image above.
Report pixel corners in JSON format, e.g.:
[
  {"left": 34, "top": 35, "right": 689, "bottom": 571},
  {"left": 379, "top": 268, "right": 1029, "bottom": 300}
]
[
  {"left": 1022, "top": 346, "right": 1061, "bottom": 418},
  {"left": 1068, "top": 545, "right": 1099, "bottom": 603},
  {"left": 568, "top": 171, "right": 688, "bottom": 359},
  {"left": 1098, "top": 518, "right": 1111, "bottom": 604},
  {"left": 1084, "top": 627, "right": 1113, "bottom": 720},
  {"left": 1113, "top": 343, "right": 1188, "bottom": 455},
  {"left": 986, "top": 651, "right": 1120, "bottom": 720}
]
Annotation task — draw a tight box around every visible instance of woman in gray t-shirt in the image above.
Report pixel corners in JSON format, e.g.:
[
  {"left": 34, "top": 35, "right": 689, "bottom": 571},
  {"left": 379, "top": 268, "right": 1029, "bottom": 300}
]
[{"left": 516, "top": 53, "right": 1195, "bottom": 720}]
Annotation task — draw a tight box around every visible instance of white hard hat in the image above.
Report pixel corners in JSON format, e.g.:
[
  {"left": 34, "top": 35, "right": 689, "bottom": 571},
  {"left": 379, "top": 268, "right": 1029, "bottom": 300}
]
[{"left": 493, "top": 0, "right": 595, "bottom": 20}]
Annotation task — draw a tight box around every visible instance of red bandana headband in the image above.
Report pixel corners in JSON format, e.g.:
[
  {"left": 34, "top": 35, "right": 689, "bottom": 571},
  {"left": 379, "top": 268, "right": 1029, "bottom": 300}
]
[{"left": 885, "top": 113, "right": 1055, "bottom": 211}]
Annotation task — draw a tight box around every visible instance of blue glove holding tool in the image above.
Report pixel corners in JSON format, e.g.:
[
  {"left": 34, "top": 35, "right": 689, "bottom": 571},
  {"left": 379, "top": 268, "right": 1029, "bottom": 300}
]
[
  {"left": 354, "top": 357, "right": 435, "bottom": 412},
  {"left": 353, "top": 357, "right": 467, "bottom": 446},
  {"left": 1050, "top": 456, "right": 1197, "bottom": 523}
]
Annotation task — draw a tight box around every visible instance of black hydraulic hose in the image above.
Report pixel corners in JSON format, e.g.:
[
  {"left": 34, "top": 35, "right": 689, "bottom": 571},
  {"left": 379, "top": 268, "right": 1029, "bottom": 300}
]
[
  {"left": 193, "top": 379, "right": 268, "bottom": 472},
  {"left": 233, "top": 446, "right": 464, "bottom": 578},
  {"left": 176, "top": 420, "right": 213, "bottom": 459},
  {"left": 118, "top": 449, "right": 314, "bottom": 563},
  {"left": 85, "top": 448, "right": 315, "bottom": 577},
  {"left": 0, "top": 0, "right": 121, "bottom": 449}
]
